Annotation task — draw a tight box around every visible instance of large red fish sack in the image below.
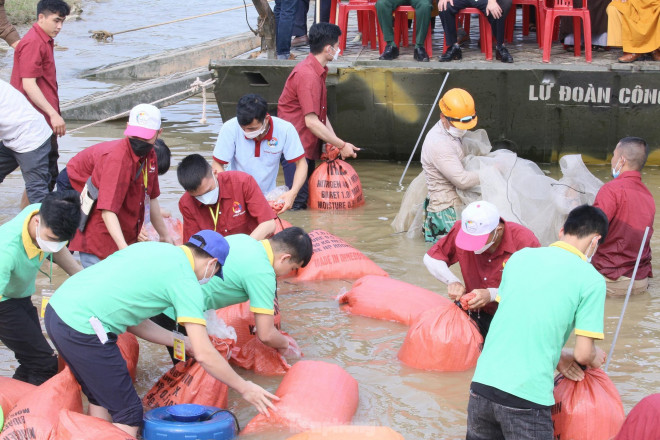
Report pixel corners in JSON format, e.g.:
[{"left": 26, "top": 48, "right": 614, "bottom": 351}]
[
  {"left": 398, "top": 304, "right": 483, "bottom": 372},
  {"left": 144, "top": 217, "right": 183, "bottom": 245},
  {"left": 552, "top": 368, "right": 625, "bottom": 440},
  {"left": 287, "top": 426, "right": 405, "bottom": 439},
  {"left": 142, "top": 336, "right": 233, "bottom": 410},
  {"left": 293, "top": 230, "right": 388, "bottom": 281},
  {"left": 338, "top": 275, "right": 451, "bottom": 325},
  {"left": 614, "top": 393, "right": 660, "bottom": 440},
  {"left": 117, "top": 332, "right": 139, "bottom": 382},
  {"left": 0, "top": 378, "right": 36, "bottom": 418},
  {"left": 309, "top": 146, "right": 364, "bottom": 210},
  {"left": 56, "top": 410, "right": 136, "bottom": 440},
  {"left": 242, "top": 361, "right": 358, "bottom": 434},
  {"left": 216, "top": 301, "right": 280, "bottom": 346},
  {"left": 0, "top": 367, "right": 82, "bottom": 440}
]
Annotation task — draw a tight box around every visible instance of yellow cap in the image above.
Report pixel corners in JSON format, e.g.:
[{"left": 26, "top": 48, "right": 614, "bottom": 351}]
[{"left": 439, "top": 88, "right": 478, "bottom": 130}]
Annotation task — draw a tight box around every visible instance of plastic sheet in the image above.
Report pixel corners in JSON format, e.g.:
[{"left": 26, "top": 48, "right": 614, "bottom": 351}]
[{"left": 266, "top": 185, "right": 289, "bottom": 215}]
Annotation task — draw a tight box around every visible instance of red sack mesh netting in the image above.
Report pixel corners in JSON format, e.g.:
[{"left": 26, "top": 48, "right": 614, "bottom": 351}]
[
  {"left": 338, "top": 275, "right": 450, "bottom": 325},
  {"left": 552, "top": 368, "right": 625, "bottom": 440},
  {"left": 242, "top": 360, "right": 359, "bottom": 434},
  {"left": 309, "top": 146, "right": 364, "bottom": 211}
]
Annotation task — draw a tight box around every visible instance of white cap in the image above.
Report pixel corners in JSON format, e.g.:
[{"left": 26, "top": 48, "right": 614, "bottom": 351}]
[
  {"left": 455, "top": 201, "right": 500, "bottom": 251},
  {"left": 124, "top": 104, "right": 161, "bottom": 140}
]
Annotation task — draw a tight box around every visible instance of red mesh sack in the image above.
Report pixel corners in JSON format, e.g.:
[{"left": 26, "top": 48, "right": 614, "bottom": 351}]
[
  {"left": 552, "top": 368, "right": 625, "bottom": 440},
  {"left": 398, "top": 304, "right": 483, "bottom": 371},
  {"left": 0, "top": 378, "right": 36, "bottom": 417},
  {"left": 0, "top": 367, "right": 82, "bottom": 440},
  {"left": 287, "top": 426, "right": 404, "bottom": 439},
  {"left": 144, "top": 217, "right": 183, "bottom": 245},
  {"left": 56, "top": 409, "right": 136, "bottom": 440},
  {"left": 338, "top": 275, "right": 451, "bottom": 325},
  {"left": 293, "top": 230, "right": 388, "bottom": 282},
  {"left": 142, "top": 336, "right": 233, "bottom": 410},
  {"left": 117, "top": 332, "right": 139, "bottom": 382},
  {"left": 242, "top": 360, "right": 359, "bottom": 434},
  {"left": 614, "top": 393, "right": 660, "bottom": 440},
  {"left": 309, "top": 146, "right": 364, "bottom": 210}
]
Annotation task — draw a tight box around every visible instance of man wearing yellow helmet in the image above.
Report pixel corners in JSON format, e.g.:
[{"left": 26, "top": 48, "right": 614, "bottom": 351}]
[{"left": 420, "top": 88, "right": 480, "bottom": 243}]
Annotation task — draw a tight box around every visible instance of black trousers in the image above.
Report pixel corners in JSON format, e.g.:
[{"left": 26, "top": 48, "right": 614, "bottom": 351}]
[
  {"left": 150, "top": 313, "right": 182, "bottom": 364},
  {"left": 439, "top": 0, "right": 512, "bottom": 47},
  {"left": 0, "top": 296, "right": 58, "bottom": 385}
]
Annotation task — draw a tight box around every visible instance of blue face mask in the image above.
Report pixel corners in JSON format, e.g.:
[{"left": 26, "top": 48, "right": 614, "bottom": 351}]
[{"left": 612, "top": 157, "right": 624, "bottom": 179}]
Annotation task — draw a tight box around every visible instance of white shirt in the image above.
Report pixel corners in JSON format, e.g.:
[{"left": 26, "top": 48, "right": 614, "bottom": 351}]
[
  {"left": 0, "top": 80, "right": 52, "bottom": 153},
  {"left": 212, "top": 116, "right": 305, "bottom": 194}
]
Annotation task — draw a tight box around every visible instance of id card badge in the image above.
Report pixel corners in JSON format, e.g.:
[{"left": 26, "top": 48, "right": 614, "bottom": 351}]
[
  {"left": 89, "top": 317, "right": 108, "bottom": 344},
  {"left": 173, "top": 330, "right": 186, "bottom": 362},
  {"left": 40, "top": 289, "right": 54, "bottom": 318}
]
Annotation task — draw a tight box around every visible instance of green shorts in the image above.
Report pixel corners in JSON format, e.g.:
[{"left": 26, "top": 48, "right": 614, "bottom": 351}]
[{"left": 423, "top": 200, "right": 457, "bottom": 243}]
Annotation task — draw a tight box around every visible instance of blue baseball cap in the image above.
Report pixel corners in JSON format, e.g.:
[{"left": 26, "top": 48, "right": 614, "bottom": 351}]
[{"left": 187, "top": 230, "right": 230, "bottom": 279}]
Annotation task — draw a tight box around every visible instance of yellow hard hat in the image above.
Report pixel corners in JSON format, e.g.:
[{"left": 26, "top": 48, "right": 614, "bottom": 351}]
[{"left": 439, "top": 88, "right": 478, "bottom": 130}]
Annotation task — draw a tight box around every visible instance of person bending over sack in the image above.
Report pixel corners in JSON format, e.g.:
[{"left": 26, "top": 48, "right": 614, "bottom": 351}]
[
  {"left": 151, "top": 226, "right": 313, "bottom": 362},
  {"left": 45, "top": 230, "right": 278, "bottom": 437},
  {"left": 0, "top": 191, "right": 82, "bottom": 385},
  {"left": 424, "top": 200, "right": 540, "bottom": 337}
]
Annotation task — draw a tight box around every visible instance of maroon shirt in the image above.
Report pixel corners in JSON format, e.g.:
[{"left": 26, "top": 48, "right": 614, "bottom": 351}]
[
  {"left": 178, "top": 170, "right": 276, "bottom": 243},
  {"left": 427, "top": 219, "right": 541, "bottom": 315},
  {"left": 592, "top": 170, "right": 655, "bottom": 280},
  {"left": 66, "top": 141, "right": 117, "bottom": 192},
  {"left": 69, "top": 138, "right": 160, "bottom": 259},
  {"left": 277, "top": 53, "right": 328, "bottom": 160},
  {"left": 10, "top": 23, "right": 59, "bottom": 127}
]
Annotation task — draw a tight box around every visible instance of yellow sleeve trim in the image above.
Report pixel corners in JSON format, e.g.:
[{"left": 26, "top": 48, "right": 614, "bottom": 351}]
[
  {"left": 495, "top": 295, "right": 501, "bottom": 303},
  {"left": 176, "top": 317, "right": 207, "bottom": 326},
  {"left": 549, "top": 241, "right": 586, "bottom": 261},
  {"left": 250, "top": 306, "right": 275, "bottom": 315},
  {"left": 178, "top": 246, "right": 195, "bottom": 270},
  {"left": 260, "top": 240, "right": 274, "bottom": 266},
  {"left": 22, "top": 210, "right": 45, "bottom": 261},
  {"left": 575, "top": 329, "right": 604, "bottom": 340}
]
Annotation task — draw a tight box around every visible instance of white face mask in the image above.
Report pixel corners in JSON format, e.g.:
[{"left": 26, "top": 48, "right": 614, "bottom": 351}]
[
  {"left": 474, "top": 230, "right": 498, "bottom": 255},
  {"left": 199, "top": 261, "right": 216, "bottom": 285},
  {"left": 611, "top": 157, "right": 624, "bottom": 179},
  {"left": 36, "top": 221, "right": 67, "bottom": 253},
  {"left": 447, "top": 125, "right": 467, "bottom": 138},
  {"left": 585, "top": 237, "right": 599, "bottom": 263},
  {"left": 242, "top": 120, "right": 267, "bottom": 140},
  {"left": 331, "top": 46, "right": 341, "bottom": 61},
  {"left": 194, "top": 178, "right": 219, "bottom": 205}
]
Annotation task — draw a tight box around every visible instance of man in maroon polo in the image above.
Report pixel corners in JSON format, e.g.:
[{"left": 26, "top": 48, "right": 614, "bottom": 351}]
[
  {"left": 177, "top": 154, "right": 276, "bottom": 242},
  {"left": 10, "top": 0, "right": 70, "bottom": 194},
  {"left": 277, "top": 22, "right": 359, "bottom": 210},
  {"left": 592, "top": 137, "right": 655, "bottom": 296},
  {"left": 68, "top": 104, "right": 174, "bottom": 268},
  {"left": 424, "top": 200, "right": 541, "bottom": 337}
]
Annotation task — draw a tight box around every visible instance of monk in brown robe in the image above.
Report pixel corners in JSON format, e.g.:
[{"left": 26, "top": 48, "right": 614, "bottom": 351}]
[{"left": 607, "top": 0, "right": 660, "bottom": 62}]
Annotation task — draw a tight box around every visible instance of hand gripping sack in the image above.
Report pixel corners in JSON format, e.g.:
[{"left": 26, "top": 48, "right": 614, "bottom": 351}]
[
  {"left": 0, "top": 367, "right": 82, "bottom": 440},
  {"left": 0, "top": 378, "right": 36, "bottom": 420},
  {"left": 309, "top": 145, "right": 364, "bottom": 210},
  {"left": 56, "top": 409, "right": 136, "bottom": 440},
  {"left": 287, "top": 426, "right": 405, "bottom": 439},
  {"left": 293, "top": 230, "right": 388, "bottom": 281},
  {"left": 614, "top": 393, "right": 660, "bottom": 440},
  {"left": 398, "top": 304, "right": 484, "bottom": 372},
  {"left": 338, "top": 275, "right": 451, "bottom": 325},
  {"left": 143, "top": 217, "right": 183, "bottom": 245},
  {"left": 117, "top": 332, "right": 139, "bottom": 382},
  {"left": 242, "top": 360, "right": 359, "bottom": 434},
  {"left": 142, "top": 335, "right": 234, "bottom": 410},
  {"left": 552, "top": 368, "right": 625, "bottom": 440}
]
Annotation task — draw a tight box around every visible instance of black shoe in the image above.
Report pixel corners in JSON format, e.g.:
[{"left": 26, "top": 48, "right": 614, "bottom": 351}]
[
  {"left": 439, "top": 44, "right": 462, "bottom": 62},
  {"left": 379, "top": 44, "right": 399, "bottom": 60},
  {"left": 414, "top": 46, "right": 429, "bottom": 62},
  {"left": 495, "top": 45, "right": 514, "bottom": 63},
  {"left": 290, "top": 203, "right": 307, "bottom": 211}
]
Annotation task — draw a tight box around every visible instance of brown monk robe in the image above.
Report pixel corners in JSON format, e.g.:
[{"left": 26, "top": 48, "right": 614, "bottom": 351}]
[
  {"left": 607, "top": 0, "right": 660, "bottom": 62},
  {"left": 0, "top": 0, "right": 20, "bottom": 48}
]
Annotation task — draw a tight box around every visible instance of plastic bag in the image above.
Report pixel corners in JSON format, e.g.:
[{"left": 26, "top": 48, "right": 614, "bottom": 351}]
[
  {"left": 265, "top": 185, "right": 290, "bottom": 215},
  {"left": 309, "top": 146, "right": 364, "bottom": 210},
  {"left": 204, "top": 309, "right": 237, "bottom": 342},
  {"left": 242, "top": 360, "right": 359, "bottom": 434},
  {"left": 398, "top": 304, "right": 483, "bottom": 372},
  {"left": 143, "top": 217, "right": 184, "bottom": 245},
  {"left": 56, "top": 410, "right": 137, "bottom": 440},
  {"left": 338, "top": 275, "right": 451, "bottom": 325},
  {"left": 391, "top": 171, "right": 427, "bottom": 238}
]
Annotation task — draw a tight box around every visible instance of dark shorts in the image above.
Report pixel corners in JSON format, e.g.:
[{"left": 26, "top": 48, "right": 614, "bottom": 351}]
[
  {"left": 0, "top": 138, "right": 51, "bottom": 203},
  {"left": 44, "top": 304, "right": 143, "bottom": 427}
]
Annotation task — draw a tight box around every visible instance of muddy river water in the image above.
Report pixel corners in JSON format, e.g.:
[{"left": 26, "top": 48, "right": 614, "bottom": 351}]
[{"left": 1, "top": 1, "right": 659, "bottom": 438}]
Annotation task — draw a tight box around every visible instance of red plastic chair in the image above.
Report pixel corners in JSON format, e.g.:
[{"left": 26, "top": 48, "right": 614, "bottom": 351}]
[
  {"left": 442, "top": 8, "right": 493, "bottom": 60},
  {"left": 504, "top": 0, "right": 544, "bottom": 47},
  {"left": 376, "top": 5, "right": 433, "bottom": 56},
  {"left": 336, "top": 1, "right": 379, "bottom": 51},
  {"left": 541, "top": 0, "right": 591, "bottom": 62}
]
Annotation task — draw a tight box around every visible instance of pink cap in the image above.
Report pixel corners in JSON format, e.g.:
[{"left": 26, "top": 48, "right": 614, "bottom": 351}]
[
  {"left": 124, "top": 104, "right": 161, "bottom": 140},
  {"left": 455, "top": 201, "right": 500, "bottom": 251}
]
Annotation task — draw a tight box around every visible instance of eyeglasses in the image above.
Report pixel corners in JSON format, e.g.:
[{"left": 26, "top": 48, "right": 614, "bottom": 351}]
[{"left": 445, "top": 114, "right": 476, "bottom": 123}]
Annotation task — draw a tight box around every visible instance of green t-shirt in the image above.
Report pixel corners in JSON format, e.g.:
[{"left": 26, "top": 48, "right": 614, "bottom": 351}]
[
  {"left": 0, "top": 204, "right": 49, "bottom": 303},
  {"left": 472, "top": 241, "right": 606, "bottom": 406},
  {"left": 163, "top": 234, "right": 276, "bottom": 320},
  {"left": 50, "top": 242, "right": 206, "bottom": 335}
]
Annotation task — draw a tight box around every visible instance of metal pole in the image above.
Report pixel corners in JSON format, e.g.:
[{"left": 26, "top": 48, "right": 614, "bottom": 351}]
[
  {"left": 604, "top": 226, "right": 650, "bottom": 373},
  {"left": 315, "top": 0, "right": 321, "bottom": 23},
  {"left": 398, "top": 72, "right": 449, "bottom": 187}
]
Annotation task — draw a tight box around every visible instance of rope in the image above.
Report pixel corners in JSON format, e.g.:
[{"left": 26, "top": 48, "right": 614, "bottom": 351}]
[
  {"left": 89, "top": 1, "right": 275, "bottom": 42},
  {"left": 68, "top": 77, "right": 216, "bottom": 134}
]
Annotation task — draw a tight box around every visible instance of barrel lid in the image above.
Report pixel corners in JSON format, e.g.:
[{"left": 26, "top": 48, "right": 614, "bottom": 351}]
[{"left": 166, "top": 404, "right": 206, "bottom": 422}]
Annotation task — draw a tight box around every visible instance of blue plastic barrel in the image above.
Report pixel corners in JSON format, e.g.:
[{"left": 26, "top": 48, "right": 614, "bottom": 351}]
[{"left": 142, "top": 404, "right": 237, "bottom": 440}]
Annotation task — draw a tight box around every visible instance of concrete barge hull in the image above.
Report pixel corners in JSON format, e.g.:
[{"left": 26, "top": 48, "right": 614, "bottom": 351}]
[{"left": 210, "top": 60, "right": 660, "bottom": 164}]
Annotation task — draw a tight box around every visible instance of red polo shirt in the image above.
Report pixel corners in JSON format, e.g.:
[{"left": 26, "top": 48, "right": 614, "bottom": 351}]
[
  {"left": 66, "top": 141, "right": 117, "bottom": 192},
  {"left": 277, "top": 53, "right": 328, "bottom": 160},
  {"left": 427, "top": 219, "right": 541, "bottom": 315},
  {"left": 10, "top": 23, "right": 60, "bottom": 127},
  {"left": 178, "top": 170, "right": 276, "bottom": 242},
  {"left": 592, "top": 171, "right": 655, "bottom": 280},
  {"left": 68, "top": 138, "right": 160, "bottom": 259}
]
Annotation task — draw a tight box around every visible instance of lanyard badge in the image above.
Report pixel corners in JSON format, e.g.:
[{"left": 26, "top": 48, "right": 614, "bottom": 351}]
[{"left": 173, "top": 330, "right": 186, "bottom": 362}]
